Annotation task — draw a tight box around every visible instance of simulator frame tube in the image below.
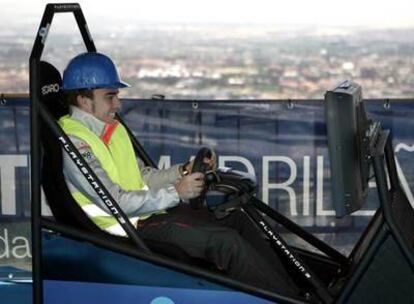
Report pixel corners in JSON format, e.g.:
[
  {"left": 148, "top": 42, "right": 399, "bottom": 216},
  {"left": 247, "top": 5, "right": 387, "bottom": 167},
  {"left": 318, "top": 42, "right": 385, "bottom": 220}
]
[{"left": 30, "top": 4, "right": 152, "bottom": 304}]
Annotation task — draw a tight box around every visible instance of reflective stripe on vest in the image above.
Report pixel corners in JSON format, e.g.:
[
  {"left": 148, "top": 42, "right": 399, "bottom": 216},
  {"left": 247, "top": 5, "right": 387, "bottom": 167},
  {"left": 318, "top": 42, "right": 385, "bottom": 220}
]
[{"left": 59, "top": 115, "right": 148, "bottom": 236}]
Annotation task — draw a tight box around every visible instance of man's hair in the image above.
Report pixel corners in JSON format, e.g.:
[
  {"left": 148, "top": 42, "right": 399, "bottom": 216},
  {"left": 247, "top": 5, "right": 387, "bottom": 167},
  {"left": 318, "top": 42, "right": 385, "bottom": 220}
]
[{"left": 64, "top": 89, "right": 94, "bottom": 107}]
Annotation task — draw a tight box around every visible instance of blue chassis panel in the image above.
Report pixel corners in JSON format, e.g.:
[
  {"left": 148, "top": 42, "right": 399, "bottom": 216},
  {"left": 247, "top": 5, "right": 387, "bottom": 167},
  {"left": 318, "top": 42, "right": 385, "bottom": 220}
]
[
  {"left": 0, "top": 282, "right": 32, "bottom": 304},
  {"left": 41, "top": 231, "right": 275, "bottom": 304},
  {"left": 44, "top": 280, "right": 274, "bottom": 304}
]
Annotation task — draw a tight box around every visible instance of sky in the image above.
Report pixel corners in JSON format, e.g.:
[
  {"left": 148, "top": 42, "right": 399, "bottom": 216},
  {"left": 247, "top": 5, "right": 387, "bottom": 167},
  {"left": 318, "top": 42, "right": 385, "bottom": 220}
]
[{"left": 2, "top": 0, "right": 414, "bottom": 29}]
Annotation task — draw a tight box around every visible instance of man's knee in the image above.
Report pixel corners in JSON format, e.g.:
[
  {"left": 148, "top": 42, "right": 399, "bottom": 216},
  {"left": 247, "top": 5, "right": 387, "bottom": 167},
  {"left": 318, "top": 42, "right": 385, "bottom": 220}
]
[
  {"left": 210, "top": 228, "right": 250, "bottom": 260},
  {"left": 221, "top": 209, "right": 251, "bottom": 229},
  {"left": 215, "top": 228, "right": 241, "bottom": 243}
]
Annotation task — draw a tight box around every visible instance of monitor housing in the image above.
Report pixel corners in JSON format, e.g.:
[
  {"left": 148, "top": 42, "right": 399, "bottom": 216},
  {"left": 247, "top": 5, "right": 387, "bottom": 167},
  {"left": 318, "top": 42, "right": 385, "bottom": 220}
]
[{"left": 325, "top": 80, "right": 377, "bottom": 218}]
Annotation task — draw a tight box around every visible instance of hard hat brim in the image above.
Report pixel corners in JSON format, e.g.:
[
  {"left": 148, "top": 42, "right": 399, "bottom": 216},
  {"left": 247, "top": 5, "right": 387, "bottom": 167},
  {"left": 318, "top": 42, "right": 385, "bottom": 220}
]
[{"left": 62, "top": 80, "right": 131, "bottom": 91}]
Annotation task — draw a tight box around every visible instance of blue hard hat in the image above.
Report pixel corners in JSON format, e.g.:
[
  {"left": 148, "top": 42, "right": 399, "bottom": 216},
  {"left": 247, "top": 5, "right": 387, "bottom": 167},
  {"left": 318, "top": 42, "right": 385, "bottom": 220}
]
[{"left": 62, "top": 52, "right": 130, "bottom": 91}]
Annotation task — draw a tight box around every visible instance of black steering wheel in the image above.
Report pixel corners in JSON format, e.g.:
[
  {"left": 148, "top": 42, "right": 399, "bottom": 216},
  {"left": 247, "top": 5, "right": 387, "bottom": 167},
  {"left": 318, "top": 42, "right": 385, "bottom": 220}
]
[{"left": 189, "top": 147, "right": 214, "bottom": 209}]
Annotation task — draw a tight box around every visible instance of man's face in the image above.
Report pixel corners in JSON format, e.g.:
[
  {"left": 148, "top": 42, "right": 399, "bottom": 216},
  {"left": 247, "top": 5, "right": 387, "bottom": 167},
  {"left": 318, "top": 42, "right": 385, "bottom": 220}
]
[{"left": 80, "top": 88, "right": 121, "bottom": 124}]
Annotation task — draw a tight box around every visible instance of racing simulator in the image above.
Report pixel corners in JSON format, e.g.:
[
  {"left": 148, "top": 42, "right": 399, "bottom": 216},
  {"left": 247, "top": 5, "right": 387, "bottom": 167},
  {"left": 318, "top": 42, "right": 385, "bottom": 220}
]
[{"left": 26, "top": 3, "right": 414, "bottom": 304}]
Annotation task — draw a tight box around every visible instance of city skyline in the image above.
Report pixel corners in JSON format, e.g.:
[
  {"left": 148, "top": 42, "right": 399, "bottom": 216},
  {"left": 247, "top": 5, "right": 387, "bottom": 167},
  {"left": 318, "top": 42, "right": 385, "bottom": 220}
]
[
  {"left": 1, "top": 1, "right": 414, "bottom": 99},
  {"left": 2, "top": 24, "right": 414, "bottom": 99}
]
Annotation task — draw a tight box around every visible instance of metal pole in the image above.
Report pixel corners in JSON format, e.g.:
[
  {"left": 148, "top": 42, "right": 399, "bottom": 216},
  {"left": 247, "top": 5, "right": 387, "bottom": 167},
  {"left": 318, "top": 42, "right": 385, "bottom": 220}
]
[
  {"left": 251, "top": 197, "right": 349, "bottom": 267},
  {"left": 116, "top": 114, "right": 157, "bottom": 168},
  {"left": 29, "top": 5, "right": 117, "bottom": 304},
  {"left": 30, "top": 58, "right": 43, "bottom": 304},
  {"left": 30, "top": 4, "right": 56, "bottom": 303},
  {"left": 243, "top": 204, "right": 333, "bottom": 303}
]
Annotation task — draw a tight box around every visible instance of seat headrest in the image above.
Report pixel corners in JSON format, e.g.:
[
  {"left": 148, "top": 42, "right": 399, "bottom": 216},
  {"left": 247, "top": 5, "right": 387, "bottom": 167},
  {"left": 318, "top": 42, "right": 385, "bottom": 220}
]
[
  {"left": 39, "top": 61, "right": 68, "bottom": 118},
  {"left": 39, "top": 61, "right": 62, "bottom": 102}
]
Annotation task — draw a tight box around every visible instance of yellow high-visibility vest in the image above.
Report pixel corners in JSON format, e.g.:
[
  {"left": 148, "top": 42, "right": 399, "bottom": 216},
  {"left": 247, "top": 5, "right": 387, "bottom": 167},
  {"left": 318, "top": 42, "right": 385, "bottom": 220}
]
[{"left": 59, "top": 115, "right": 147, "bottom": 236}]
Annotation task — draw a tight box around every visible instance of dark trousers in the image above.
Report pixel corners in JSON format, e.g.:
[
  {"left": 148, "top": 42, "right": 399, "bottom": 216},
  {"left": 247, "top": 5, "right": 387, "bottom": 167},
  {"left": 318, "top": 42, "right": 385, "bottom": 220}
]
[{"left": 137, "top": 204, "right": 299, "bottom": 297}]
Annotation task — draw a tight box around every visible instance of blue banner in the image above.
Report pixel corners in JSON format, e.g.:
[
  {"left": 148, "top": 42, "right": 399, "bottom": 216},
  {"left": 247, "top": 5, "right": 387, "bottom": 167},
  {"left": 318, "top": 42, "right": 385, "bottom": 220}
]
[{"left": 0, "top": 97, "right": 413, "bottom": 269}]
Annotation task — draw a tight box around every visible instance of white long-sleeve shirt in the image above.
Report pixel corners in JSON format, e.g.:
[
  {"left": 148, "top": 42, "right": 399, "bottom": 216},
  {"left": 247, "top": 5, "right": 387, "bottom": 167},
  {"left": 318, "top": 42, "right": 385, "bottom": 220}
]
[{"left": 62, "top": 106, "right": 182, "bottom": 218}]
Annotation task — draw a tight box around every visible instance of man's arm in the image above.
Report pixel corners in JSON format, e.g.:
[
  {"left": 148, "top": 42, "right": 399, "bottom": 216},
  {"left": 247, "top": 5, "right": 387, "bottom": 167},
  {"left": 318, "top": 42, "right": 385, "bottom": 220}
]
[
  {"left": 137, "top": 151, "right": 216, "bottom": 190},
  {"left": 137, "top": 157, "right": 182, "bottom": 190},
  {"left": 62, "top": 135, "right": 181, "bottom": 217}
]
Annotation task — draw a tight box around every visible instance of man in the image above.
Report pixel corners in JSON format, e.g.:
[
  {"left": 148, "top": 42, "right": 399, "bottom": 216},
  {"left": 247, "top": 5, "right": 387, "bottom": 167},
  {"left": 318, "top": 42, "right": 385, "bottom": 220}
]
[{"left": 59, "top": 52, "right": 299, "bottom": 297}]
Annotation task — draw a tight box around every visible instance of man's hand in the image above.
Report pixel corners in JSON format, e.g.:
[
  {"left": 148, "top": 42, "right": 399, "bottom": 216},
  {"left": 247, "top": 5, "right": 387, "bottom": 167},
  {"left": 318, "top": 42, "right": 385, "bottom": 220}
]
[{"left": 174, "top": 172, "right": 205, "bottom": 200}]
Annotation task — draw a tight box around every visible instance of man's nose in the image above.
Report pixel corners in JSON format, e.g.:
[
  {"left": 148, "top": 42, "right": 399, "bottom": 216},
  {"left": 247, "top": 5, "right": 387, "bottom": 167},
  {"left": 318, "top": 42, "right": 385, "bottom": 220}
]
[{"left": 113, "top": 97, "right": 121, "bottom": 108}]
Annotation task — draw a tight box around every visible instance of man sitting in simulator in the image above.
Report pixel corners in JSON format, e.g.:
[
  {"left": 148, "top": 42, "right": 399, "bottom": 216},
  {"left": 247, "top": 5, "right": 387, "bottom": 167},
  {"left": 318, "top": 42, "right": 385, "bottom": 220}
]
[{"left": 59, "top": 51, "right": 299, "bottom": 296}]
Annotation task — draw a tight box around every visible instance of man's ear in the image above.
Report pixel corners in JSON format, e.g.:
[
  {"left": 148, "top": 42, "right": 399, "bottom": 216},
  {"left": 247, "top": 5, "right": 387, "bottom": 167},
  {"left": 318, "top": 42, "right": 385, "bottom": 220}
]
[{"left": 77, "top": 95, "right": 90, "bottom": 111}]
